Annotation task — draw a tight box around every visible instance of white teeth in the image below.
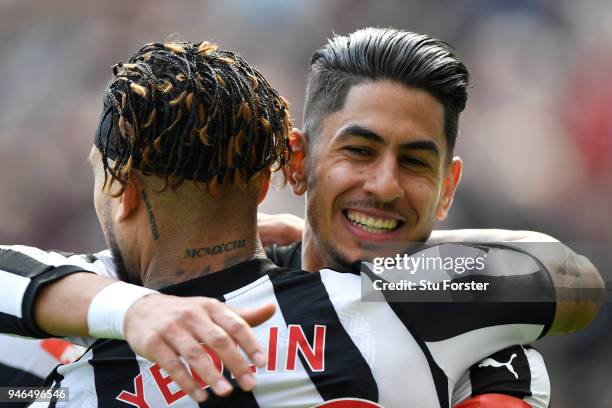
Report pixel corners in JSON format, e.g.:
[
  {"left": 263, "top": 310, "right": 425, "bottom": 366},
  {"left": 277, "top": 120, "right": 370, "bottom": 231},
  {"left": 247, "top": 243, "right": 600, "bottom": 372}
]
[{"left": 346, "top": 210, "right": 399, "bottom": 233}]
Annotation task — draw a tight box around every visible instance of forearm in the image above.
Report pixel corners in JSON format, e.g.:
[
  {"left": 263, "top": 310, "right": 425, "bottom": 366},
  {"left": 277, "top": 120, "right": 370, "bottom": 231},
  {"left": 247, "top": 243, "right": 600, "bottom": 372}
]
[
  {"left": 35, "top": 272, "right": 116, "bottom": 336},
  {"left": 0, "top": 245, "right": 102, "bottom": 337},
  {"left": 428, "top": 230, "right": 605, "bottom": 334}
]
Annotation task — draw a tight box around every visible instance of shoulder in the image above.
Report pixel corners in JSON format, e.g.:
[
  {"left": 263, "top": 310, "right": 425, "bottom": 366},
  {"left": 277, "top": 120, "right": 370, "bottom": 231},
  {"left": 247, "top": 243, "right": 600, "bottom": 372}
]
[{"left": 265, "top": 241, "right": 302, "bottom": 270}]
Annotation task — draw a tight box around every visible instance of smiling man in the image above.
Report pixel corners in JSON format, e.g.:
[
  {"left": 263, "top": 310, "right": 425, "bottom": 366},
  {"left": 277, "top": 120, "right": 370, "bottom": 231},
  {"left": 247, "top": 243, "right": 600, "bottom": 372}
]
[
  {"left": 290, "top": 29, "right": 466, "bottom": 273},
  {"left": 263, "top": 27, "right": 603, "bottom": 408},
  {"left": 299, "top": 81, "right": 458, "bottom": 271}
]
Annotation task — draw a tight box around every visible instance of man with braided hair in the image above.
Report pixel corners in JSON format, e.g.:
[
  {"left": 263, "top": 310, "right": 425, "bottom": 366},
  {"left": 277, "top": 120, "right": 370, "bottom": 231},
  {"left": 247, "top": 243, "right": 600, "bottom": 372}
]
[
  {"left": 1, "top": 40, "right": 291, "bottom": 404},
  {"left": 91, "top": 40, "right": 291, "bottom": 290}
]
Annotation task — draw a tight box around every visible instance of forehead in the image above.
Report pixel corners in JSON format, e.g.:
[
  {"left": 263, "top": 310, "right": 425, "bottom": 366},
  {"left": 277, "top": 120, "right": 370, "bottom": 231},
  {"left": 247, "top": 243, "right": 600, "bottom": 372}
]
[{"left": 321, "top": 80, "right": 446, "bottom": 150}]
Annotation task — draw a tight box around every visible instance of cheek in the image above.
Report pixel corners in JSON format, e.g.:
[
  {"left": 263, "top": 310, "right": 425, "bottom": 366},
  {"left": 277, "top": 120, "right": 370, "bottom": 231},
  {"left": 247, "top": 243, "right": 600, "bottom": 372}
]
[
  {"left": 93, "top": 190, "right": 103, "bottom": 223},
  {"left": 307, "top": 162, "right": 358, "bottom": 229},
  {"left": 405, "top": 179, "right": 440, "bottom": 217},
  {"left": 92, "top": 172, "right": 111, "bottom": 227},
  {"left": 316, "top": 161, "right": 362, "bottom": 200},
  {"left": 92, "top": 178, "right": 103, "bottom": 216}
]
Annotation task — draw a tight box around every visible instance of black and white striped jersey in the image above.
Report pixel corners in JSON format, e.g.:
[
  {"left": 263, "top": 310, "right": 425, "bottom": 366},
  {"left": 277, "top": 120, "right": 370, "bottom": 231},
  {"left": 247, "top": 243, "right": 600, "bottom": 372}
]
[
  {"left": 267, "top": 241, "right": 552, "bottom": 408},
  {"left": 0, "top": 335, "right": 85, "bottom": 405},
  {"left": 28, "top": 243, "right": 555, "bottom": 408},
  {"left": 0, "top": 245, "right": 116, "bottom": 339},
  {"left": 0, "top": 246, "right": 114, "bottom": 400},
  {"left": 452, "top": 345, "right": 550, "bottom": 407}
]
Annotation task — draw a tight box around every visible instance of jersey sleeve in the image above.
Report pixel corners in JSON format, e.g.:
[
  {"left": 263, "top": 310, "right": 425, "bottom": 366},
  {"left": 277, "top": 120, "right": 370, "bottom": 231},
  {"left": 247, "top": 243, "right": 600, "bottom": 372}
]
[
  {"left": 362, "top": 242, "right": 557, "bottom": 382},
  {"left": 0, "top": 245, "right": 115, "bottom": 339},
  {"left": 265, "top": 241, "right": 303, "bottom": 270},
  {"left": 452, "top": 345, "right": 550, "bottom": 408}
]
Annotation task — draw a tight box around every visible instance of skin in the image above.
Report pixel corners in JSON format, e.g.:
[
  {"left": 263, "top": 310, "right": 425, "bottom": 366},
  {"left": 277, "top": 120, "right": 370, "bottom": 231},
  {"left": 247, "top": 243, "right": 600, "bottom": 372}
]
[
  {"left": 69, "top": 146, "right": 276, "bottom": 401},
  {"left": 287, "top": 79, "right": 603, "bottom": 336},
  {"left": 290, "top": 80, "right": 462, "bottom": 272},
  {"left": 27, "top": 79, "right": 603, "bottom": 406}
]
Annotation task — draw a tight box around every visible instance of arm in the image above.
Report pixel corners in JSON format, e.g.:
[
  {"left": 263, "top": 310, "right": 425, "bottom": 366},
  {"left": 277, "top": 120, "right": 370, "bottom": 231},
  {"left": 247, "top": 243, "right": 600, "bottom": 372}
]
[
  {"left": 454, "top": 395, "right": 532, "bottom": 407},
  {"left": 0, "top": 245, "right": 274, "bottom": 401},
  {"left": 259, "top": 219, "right": 605, "bottom": 335},
  {"left": 369, "top": 242, "right": 599, "bottom": 383},
  {"left": 452, "top": 345, "right": 550, "bottom": 408},
  {"left": 38, "top": 273, "right": 275, "bottom": 400},
  {"left": 258, "top": 212, "right": 304, "bottom": 246},
  {"left": 428, "top": 229, "right": 605, "bottom": 335}
]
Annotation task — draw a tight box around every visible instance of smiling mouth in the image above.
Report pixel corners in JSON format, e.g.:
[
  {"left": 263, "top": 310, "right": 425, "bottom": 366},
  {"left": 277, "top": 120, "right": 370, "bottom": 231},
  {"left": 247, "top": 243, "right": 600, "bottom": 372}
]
[{"left": 343, "top": 209, "right": 403, "bottom": 234}]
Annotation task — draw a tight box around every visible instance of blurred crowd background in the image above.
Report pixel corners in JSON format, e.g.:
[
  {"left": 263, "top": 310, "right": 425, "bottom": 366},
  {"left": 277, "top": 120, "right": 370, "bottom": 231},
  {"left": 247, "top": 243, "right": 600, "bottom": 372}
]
[{"left": 1, "top": 0, "right": 610, "bottom": 406}]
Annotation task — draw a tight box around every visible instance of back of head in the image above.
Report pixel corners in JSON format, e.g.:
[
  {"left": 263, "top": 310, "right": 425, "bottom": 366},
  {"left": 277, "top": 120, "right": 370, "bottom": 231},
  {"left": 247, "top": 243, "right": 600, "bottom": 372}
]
[
  {"left": 95, "top": 41, "right": 291, "bottom": 197},
  {"left": 303, "top": 27, "right": 469, "bottom": 156}
]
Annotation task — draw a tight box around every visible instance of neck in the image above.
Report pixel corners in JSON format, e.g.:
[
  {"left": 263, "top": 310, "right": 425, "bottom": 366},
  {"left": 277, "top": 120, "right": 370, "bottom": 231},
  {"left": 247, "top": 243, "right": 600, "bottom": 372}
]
[
  {"left": 301, "top": 224, "right": 327, "bottom": 272},
  {"left": 138, "top": 214, "right": 265, "bottom": 289}
]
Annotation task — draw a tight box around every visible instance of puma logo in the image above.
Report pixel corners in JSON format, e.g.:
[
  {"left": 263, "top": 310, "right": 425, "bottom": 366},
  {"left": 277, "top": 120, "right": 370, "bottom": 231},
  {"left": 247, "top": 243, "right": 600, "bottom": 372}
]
[{"left": 478, "top": 353, "right": 518, "bottom": 379}]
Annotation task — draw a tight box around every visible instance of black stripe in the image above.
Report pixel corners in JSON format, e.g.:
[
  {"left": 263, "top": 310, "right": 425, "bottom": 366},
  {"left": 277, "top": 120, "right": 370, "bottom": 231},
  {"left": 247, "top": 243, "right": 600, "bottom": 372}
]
[
  {"left": 89, "top": 340, "right": 141, "bottom": 408},
  {"left": 393, "top": 301, "right": 553, "bottom": 343},
  {"left": 0, "top": 249, "right": 56, "bottom": 278},
  {"left": 0, "top": 361, "right": 44, "bottom": 387},
  {"left": 270, "top": 270, "right": 379, "bottom": 402},
  {"left": 0, "top": 312, "right": 31, "bottom": 337},
  {"left": 198, "top": 374, "right": 261, "bottom": 408},
  {"left": 469, "top": 345, "right": 532, "bottom": 399},
  {"left": 197, "top": 324, "right": 260, "bottom": 407},
  {"left": 265, "top": 242, "right": 302, "bottom": 270},
  {"left": 46, "top": 371, "right": 65, "bottom": 408},
  {"left": 362, "top": 244, "right": 556, "bottom": 343}
]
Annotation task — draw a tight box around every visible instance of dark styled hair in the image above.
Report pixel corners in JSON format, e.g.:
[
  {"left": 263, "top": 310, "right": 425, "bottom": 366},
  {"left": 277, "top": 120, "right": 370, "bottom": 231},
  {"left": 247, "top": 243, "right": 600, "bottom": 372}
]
[
  {"left": 303, "top": 27, "right": 469, "bottom": 156},
  {"left": 95, "top": 41, "right": 291, "bottom": 195}
]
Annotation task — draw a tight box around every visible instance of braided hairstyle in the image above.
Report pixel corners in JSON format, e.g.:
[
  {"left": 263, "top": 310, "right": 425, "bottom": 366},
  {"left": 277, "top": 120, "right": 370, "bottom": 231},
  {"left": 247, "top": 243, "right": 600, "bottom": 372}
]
[{"left": 95, "top": 41, "right": 291, "bottom": 195}]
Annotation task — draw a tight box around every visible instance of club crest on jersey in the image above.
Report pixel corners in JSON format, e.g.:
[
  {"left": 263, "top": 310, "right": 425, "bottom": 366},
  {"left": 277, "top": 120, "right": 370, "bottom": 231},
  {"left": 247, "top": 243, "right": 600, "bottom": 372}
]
[{"left": 116, "top": 324, "right": 327, "bottom": 407}]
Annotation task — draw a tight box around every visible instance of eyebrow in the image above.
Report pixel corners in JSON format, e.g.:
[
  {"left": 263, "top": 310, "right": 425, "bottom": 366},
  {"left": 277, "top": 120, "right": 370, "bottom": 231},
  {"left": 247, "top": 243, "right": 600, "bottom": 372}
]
[{"left": 335, "top": 124, "right": 440, "bottom": 158}]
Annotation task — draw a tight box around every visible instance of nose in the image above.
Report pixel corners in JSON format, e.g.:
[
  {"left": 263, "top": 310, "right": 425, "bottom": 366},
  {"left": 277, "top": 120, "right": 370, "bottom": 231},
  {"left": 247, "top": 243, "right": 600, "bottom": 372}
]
[{"left": 362, "top": 155, "right": 404, "bottom": 202}]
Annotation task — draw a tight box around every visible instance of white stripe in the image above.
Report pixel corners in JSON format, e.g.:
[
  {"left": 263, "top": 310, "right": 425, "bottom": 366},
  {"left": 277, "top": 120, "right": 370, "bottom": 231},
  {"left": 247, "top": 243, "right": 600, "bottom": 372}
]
[
  {"left": 0, "top": 334, "right": 68, "bottom": 378},
  {"left": 224, "top": 275, "right": 324, "bottom": 408},
  {"left": 55, "top": 349, "right": 99, "bottom": 407},
  {"left": 0, "top": 245, "right": 114, "bottom": 276},
  {"left": 28, "top": 349, "right": 98, "bottom": 408},
  {"left": 523, "top": 347, "right": 550, "bottom": 408},
  {"left": 0, "top": 246, "right": 115, "bottom": 322},
  {"left": 0, "top": 269, "right": 30, "bottom": 318},
  {"left": 28, "top": 390, "right": 54, "bottom": 407},
  {"left": 451, "top": 370, "right": 472, "bottom": 406},
  {"left": 320, "top": 269, "right": 442, "bottom": 408},
  {"left": 425, "top": 324, "right": 544, "bottom": 383}
]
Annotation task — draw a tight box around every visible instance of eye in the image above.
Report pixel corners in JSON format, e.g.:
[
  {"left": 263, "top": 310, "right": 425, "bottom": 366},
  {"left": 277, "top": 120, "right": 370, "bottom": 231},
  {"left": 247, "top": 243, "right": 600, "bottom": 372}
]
[
  {"left": 400, "top": 156, "right": 430, "bottom": 168},
  {"left": 345, "top": 146, "right": 373, "bottom": 157}
]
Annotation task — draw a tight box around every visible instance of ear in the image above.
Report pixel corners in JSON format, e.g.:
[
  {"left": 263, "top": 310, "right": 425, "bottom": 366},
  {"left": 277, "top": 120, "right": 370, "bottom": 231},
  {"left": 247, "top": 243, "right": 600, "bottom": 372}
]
[
  {"left": 258, "top": 171, "right": 271, "bottom": 204},
  {"left": 436, "top": 156, "right": 462, "bottom": 221},
  {"left": 115, "top": 176, "right": 142, "bottom": 223},
  {"left": 286, "top": 128, "right": 308, "bottom": 196}
]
